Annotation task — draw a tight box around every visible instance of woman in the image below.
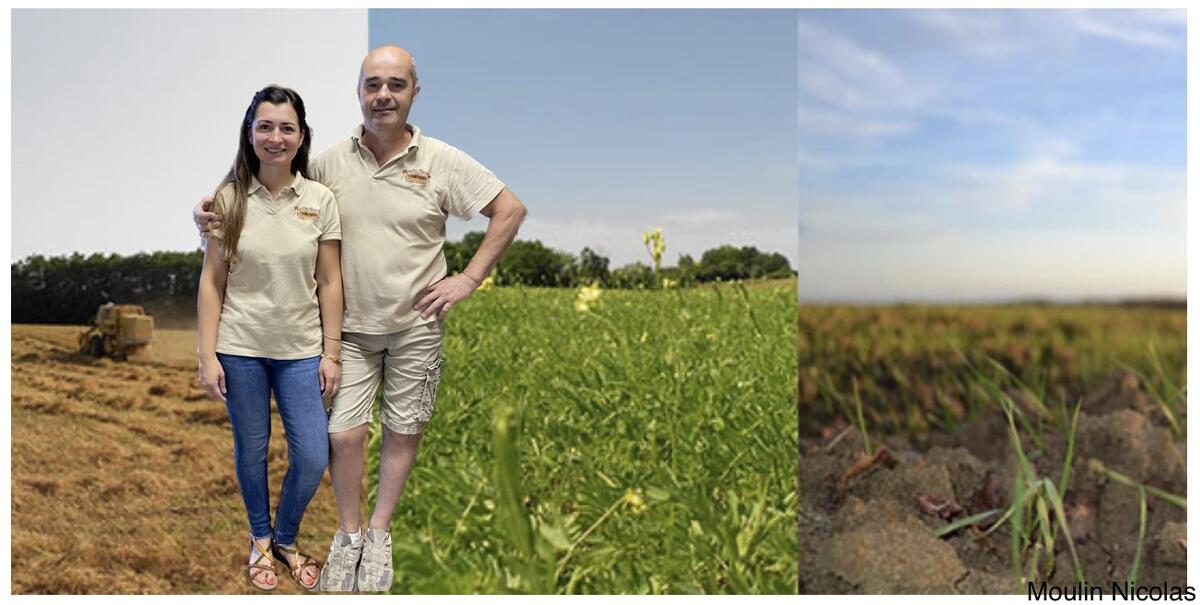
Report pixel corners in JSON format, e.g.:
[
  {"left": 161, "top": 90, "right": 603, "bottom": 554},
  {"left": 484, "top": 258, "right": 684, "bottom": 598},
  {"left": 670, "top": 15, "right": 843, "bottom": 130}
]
[{"left": 197, "top": 85, "right": 343, "bottom": 591}]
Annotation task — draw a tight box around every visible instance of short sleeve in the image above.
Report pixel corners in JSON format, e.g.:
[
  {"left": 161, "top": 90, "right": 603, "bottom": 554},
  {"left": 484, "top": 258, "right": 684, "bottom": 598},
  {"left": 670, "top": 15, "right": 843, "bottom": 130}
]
[
  {"left": 318, "top": 189, "right": 341, "bottom": 241},
  {"left": 443, "top": 146, "right": 505, "bottom": 220},
  {"left": 307, "top": 157, "right": 325, "bottom": 187},
  {"left": 209, "top": 186, "right": 231, "bottom": 240}
]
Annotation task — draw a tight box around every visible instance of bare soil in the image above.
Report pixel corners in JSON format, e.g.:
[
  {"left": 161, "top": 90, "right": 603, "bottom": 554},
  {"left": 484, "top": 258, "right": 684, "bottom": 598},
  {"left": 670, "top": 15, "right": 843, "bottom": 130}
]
[{"left": 799, "top": 373, "right": 1187, "bottom": 594}]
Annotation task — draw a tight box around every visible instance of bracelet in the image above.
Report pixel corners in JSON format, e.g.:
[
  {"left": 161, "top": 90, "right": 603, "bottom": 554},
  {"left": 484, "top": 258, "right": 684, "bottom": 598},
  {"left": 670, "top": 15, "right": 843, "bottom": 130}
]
[
  {"left": 321, "top": 353, "right": 341, "bottom": 365},
  {"left": 323, "top": 334, "right": 342, "bottom": 342}
]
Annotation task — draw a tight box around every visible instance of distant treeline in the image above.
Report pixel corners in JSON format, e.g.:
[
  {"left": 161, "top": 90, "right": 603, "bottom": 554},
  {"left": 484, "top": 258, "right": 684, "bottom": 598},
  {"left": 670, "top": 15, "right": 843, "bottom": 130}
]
[
  {"left": 11, "top": 233, "right": 794, "bottom": 324},
  {"left": 445, "top": 232, "right": 794, "bottom": 288},
  {"left": 12, "top": 250, "right": 204, "bottom": 325}
]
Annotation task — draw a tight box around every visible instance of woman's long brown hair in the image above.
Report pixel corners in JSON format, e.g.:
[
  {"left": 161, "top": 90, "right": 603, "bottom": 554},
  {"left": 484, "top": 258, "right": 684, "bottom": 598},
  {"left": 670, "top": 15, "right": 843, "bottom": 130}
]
[{"left": 215, "top": 85, "right": 313, "bottom": 264}]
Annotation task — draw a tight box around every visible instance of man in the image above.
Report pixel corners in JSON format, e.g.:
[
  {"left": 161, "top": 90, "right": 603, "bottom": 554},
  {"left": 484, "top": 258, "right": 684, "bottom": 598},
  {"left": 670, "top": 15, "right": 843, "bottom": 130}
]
[{"left": 195, "top": 45, "right": 527, "bottom": 592}]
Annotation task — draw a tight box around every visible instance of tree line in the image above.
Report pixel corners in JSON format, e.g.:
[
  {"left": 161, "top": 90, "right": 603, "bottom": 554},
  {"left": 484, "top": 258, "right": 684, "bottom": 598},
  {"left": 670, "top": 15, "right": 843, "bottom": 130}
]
[
  {"left": 11, "top": 234, "right": 793, "bottom": 324},
  {"left": 12, "top": 251, "right": 205, "bottom": 325},
  {"left": 445, "top": 232, "right": 794, "bottom": 288}
]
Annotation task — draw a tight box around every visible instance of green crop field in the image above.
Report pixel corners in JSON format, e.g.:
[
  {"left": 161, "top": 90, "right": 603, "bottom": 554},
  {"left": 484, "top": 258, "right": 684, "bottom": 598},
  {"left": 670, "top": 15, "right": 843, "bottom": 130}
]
[
  {"left": 365, "top": 281, "right": 798, "bottom": 594},
  {"left": 799, "top": 304, "right": 1186, "bottom": 440}
]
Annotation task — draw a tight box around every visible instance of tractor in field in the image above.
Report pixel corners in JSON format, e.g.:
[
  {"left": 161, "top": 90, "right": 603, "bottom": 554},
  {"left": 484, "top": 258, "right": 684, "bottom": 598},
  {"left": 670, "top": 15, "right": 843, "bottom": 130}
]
[{"left": 78, "top": 303, "right": 155, "bottom": 359}]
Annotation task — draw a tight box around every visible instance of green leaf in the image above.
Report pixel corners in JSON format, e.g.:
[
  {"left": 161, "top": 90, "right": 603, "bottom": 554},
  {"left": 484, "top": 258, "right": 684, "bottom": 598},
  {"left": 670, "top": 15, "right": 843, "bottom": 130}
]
[
  {"left": 644, "top": 486, "right": 670, "bottom": 502},
  {"left": 537, "top": 523, "right": 571, "bottom": 551},
  {"left": 935, "top": 509, "right": 1001, "bottom": 538}
]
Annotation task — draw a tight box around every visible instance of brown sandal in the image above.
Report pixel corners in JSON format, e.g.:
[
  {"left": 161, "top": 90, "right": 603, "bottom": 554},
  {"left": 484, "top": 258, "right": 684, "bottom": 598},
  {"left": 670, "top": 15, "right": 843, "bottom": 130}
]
[
  {"left": 247, "top": 534, "right": 278, "bottom": 591},
  {"left": 274, "top": 542, "right": 320, "bottom": 590}
]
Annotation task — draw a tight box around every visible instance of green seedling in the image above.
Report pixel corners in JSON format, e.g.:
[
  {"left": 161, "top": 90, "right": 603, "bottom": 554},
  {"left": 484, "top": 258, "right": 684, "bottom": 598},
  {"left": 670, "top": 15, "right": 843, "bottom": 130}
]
[
  {"left": 1086, "top": 459, "right": 1185, "bottom": 590},
  {"left": 1088, "top": 459, "right": 1186, "bottom": 510},
  {"left": 1114, "top": 344, "right": 1186, "bottom": 438},
  {"left": 851, "top": 379, "right": 873, "bottom": 457},
  {"left": 968, "top": 362, "right": 1084, "bottom": 588},
  {"left": 1129, "top": 485, "right": 1147, "bottom": 589},
  {"left": 815, "top": 375, "right": 874, "bottom": 457},
  {"left": 935, "top": 509, "right": 1001, "bottom": 538}
]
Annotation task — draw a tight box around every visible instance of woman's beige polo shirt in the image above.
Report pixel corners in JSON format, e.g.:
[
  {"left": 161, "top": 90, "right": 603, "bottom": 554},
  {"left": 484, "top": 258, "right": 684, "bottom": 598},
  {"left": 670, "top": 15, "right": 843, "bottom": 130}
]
[
  {"left": 309, "top": 124, "right": 505, "bottom": 335},
  {"left": 210, "top": 172, "right": 341, "bottom": 359}
]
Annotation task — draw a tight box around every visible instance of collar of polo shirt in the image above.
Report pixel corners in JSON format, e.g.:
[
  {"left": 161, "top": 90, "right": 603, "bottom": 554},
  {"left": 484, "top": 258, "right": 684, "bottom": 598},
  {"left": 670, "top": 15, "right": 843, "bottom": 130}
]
[
  {"left": 351, "top": 123, "right": 423, "bottom": 154},
  {"left": 248, "top": 172, "right": 306, "bottom": 197}
]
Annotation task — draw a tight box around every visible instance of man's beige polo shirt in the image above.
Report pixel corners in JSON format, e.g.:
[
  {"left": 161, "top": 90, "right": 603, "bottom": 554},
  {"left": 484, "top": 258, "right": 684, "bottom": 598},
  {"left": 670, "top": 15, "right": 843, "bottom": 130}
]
[
  {"left": 309, "top": 124, "right": 505, "bottom": 334},
  {"left": 211, "top": 172, "right": 341, "bottom": 359}
]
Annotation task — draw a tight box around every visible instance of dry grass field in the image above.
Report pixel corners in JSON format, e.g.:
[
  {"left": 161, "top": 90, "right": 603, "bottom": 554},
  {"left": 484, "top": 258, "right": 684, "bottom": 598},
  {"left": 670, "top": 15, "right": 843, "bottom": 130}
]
[{"left": 10, "top": 324, "right": 353, "bottom": 594}]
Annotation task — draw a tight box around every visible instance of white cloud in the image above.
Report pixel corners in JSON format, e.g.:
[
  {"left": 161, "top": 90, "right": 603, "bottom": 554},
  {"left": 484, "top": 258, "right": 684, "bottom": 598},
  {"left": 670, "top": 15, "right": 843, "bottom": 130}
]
[
  {"left": 797, "top": 106, "right": 914, "bottom": 139},
  {"left": 795, "top": 11, "right": 1185, "bottom": 302},
  {"left": 804, "top": 152, "right": 1185, "bottom": 232},
  {"left": 1067, "top": 9, "right": 1184, "bottom": 49},
  {"left": 909, "top": 10, "right": 1035, "bottom": 56},
  {"left": 942, "top": 152, "right": 1186, "bottom": 219},
  {"left": 1137, "top": 8, "right": 1187, "bottom": 26},
  {"left": 795, "top": 9, "right": 1184, "bottom": 173},
  {"left": 795, "top": 17, "right": 929, "bottom": 151},
  {"left": 908, "top": 10, "right": 1183, "bottom": 56},
  {"left": 796, "top": 18, "right": 924, "bottom": 113},
  {"left": 799, "top": 205, "right": 947, "bottom": 246},
  {"left": 798, "top": 148, "right": 1186, "bottom": 302},
  {"left": 799, "top": 228, "right": 1185, "bottom": 303}
]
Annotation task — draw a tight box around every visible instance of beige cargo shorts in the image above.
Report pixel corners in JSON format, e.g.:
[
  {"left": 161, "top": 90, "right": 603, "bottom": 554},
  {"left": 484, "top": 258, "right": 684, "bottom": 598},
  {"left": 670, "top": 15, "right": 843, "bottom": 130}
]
[{"left": 327, "top": 320, "right": 445, "bottom": 435}]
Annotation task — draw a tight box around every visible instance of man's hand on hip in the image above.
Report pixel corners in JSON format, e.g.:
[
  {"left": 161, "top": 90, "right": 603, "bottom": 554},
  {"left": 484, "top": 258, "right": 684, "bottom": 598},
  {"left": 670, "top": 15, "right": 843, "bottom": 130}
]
[
  {"left": 414, "top": 273, "right": 482, "bottom": 320},
  {"left": 193, "top": 196, "right": 222, "bottom": 238}
]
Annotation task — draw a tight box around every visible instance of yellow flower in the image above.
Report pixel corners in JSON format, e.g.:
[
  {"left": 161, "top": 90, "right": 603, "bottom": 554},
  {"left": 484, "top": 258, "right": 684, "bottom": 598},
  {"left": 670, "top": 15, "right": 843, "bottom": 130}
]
[
  {"left": 642, "top": 227, "right": 667, "bottom": 274},
  {"left": 623, "top": 488, "right": 646, "bottom": 514},
  {"left": 573, "top": 281, "right": 603, "bottom": 313},
  {"left": 476, "top": 272, "right": 495, "bottom": 292}
]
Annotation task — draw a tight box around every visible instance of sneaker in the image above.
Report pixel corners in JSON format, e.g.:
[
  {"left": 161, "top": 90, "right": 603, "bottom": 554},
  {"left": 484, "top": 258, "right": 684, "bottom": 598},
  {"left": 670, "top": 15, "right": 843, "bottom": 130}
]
[
  {"left": 356, "top": 528, "right": 393, "bottom": 592},
  {"left": 317, "top": 528, "right": 364, "bottom": 592}
]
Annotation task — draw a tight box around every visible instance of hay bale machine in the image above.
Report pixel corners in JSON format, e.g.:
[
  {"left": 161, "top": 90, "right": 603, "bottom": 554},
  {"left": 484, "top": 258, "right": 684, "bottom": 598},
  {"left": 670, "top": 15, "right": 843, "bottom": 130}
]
[{"left": 79, "top": 303, "right": 155, "bottom": 359}]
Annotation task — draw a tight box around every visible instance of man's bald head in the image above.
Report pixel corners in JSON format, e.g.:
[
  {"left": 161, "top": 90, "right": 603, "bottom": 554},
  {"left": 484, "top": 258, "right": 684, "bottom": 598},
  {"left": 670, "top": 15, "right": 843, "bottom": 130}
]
[
  {"left": 359, "top": 45, "right": 418, "bottom": 87},
  {"left": 357, "top": 44, "right": 421, "bottom": 136}
]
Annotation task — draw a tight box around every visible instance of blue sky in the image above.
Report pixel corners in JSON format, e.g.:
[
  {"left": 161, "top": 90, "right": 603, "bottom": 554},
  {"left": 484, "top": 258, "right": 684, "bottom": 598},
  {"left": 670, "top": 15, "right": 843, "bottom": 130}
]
[
  {"left": 796, "top": 10, "right": 1186, "bottom": 302},
  {"left": 369, "top": 10, "right": 797, "bottom": 268}
]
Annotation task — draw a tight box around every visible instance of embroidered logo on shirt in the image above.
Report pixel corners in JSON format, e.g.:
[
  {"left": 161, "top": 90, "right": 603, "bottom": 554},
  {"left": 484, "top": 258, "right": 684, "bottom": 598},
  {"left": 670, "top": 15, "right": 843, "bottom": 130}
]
[
  {"left": 403, "top": 168, "right": 431, "bottom": 187},
  {"left": 294, "top": 207, "right": 320, "bottom": 222}
]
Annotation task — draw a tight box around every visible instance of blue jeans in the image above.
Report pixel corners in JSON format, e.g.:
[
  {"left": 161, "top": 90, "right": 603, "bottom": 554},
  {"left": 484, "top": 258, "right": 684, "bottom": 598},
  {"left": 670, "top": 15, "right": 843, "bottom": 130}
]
[{"left": 218, "top": 353, "right": 329, "bottom": 546}]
